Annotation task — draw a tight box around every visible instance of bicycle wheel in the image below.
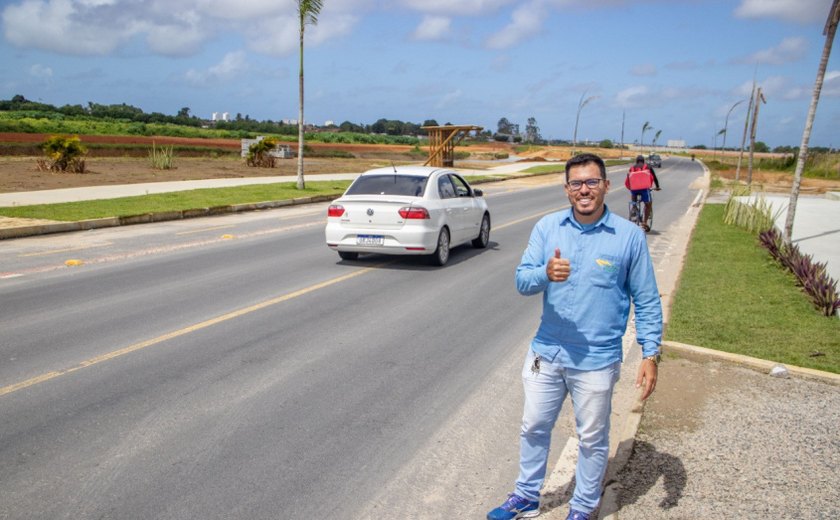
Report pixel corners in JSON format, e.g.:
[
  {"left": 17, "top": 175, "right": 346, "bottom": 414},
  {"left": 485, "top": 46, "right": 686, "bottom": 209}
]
[
  {"left": 646, "top": 204, "right": 653, "bottom": 231},
  {"left": 629, "top": 202, "right": 639, "bottom": 225}
]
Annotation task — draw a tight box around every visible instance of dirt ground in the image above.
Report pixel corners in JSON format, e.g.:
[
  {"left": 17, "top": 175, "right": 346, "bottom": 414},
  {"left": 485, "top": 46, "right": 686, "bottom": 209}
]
[
  {"left": 0, "top": 155, "right": 403, "bottom": 192},
  {"left": 0, "top": 133, "right": 516, "bottom": 192},
  {"left": 2, "top": 132, "right": 837, "bottom": 194},
  {"left": 716, "top": 167, "right": 840, "bottom": 194}
]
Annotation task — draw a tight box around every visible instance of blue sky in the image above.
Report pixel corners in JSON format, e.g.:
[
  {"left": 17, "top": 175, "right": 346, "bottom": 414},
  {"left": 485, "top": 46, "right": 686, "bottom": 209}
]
[{"left": 1, "top": 0, "right": 838, "bottom": 148}]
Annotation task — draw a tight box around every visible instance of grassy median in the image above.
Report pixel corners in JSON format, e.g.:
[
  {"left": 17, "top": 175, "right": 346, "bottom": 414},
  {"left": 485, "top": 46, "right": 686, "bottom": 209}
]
[
  {"left": 666, "top": 204, "right": 839, "bottom": 374},
  {"left": 0, "top": 181, "right": 355, "bottom": 221}
]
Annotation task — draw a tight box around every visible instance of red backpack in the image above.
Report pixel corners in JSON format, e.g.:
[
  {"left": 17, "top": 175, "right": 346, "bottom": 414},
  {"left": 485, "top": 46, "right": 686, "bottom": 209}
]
[{"left": 627, "top": 165, "right": 653, "bottom": 190}]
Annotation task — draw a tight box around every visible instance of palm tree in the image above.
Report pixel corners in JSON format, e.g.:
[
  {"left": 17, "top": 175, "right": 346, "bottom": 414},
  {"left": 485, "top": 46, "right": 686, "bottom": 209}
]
[
  {"left": 653, "top": 129, "right": 662, "bottom": 151},
  {"left": 296, "top": 0, "right": 324, "bottom": 190},
  {"left": 640, "top": 121, "right": 651, "bottom": 152},
  {"left": 784, "top": 0, "right": 839, "bottom": 244}
]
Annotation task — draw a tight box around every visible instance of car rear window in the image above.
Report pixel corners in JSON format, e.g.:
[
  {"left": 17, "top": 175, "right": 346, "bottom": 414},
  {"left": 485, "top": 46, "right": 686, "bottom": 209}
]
[{"left": 346, "top": 175, "right": 428, "bottom": 196}]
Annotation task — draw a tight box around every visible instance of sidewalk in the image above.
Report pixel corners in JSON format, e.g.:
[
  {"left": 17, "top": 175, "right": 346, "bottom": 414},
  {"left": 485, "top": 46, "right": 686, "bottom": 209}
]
[
  {"left": 597, "top": 187, "right": 840, "bottom": 520},
  {"left": 735, "top": 192, "right": 840, "bottom": 282}
]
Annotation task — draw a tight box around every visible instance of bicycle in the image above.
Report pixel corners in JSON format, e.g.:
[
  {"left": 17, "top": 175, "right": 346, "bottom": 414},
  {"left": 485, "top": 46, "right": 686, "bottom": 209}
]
[{"left": 628, "top": 189, "right": 656, "bottom": 232}]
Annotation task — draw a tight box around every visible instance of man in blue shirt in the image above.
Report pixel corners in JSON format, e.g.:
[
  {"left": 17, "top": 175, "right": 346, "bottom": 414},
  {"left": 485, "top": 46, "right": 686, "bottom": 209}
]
[{"left": 488, "top": 153, "right": 662, "bottom": 520}]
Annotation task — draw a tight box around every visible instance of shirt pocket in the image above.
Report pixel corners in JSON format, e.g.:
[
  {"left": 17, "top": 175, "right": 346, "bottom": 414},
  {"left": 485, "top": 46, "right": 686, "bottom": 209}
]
[{"left": 590, "top": 254, "right": 621, "bottom": 288}]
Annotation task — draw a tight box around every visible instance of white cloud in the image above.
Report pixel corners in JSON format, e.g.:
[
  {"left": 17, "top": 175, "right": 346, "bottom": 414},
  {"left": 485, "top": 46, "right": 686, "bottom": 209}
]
[
  {"left": 734, "top": 0, "right": 833, "bottom": 24},
  {"left": 823, "top": 70, "right": 840, "bottom": 97},
  {"left": 2, "top": 0, "right": 134, "bottom": 55},
  {"left": 1, "top": 0, "right": 358, "bottom": 57},
  {"left": 615, "top": 85, "right": 651, "bottom": 108},
  {"left": 435, "top": 89, "right": 463, "bottom": 109},
  {"left": 185, "top": 51, "right": 249, "bottom": 86},
  {"left": 630, "top": 63, "right": 657, "bottom": 77},
  {"left": 247, "top": 12, "right": 359, "bottom": 56},
  {"left": 400, "top": 0, "right": 515, "bottom": 16},
  {"left": 29, "top": 64, "right": 53, "bottom": 79},
  {"left": 485, "top": 1, "right": 546, "bottom": 49},
  {"left": 412, "top": 16, "right": 451, "bottom": 41},
  {"left": 739, "top": 37, "right": 808, "bottom": 65}
]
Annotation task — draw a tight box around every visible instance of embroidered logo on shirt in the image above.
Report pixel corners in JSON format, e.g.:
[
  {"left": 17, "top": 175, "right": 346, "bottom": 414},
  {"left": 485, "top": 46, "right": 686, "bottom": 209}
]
[{"left": 596, "top": 258, "right": 618, "bottom": 273}]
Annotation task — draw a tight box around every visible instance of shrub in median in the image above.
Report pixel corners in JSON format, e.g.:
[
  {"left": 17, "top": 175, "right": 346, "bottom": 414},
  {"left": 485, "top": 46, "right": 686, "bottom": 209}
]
[{"left": 759, "top": 227, "right": 840, "bottom": 317}]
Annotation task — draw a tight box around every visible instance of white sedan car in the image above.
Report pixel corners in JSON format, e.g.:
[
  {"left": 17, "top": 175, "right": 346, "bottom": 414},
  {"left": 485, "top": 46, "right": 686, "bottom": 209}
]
[{"left": 325, "top": 166, "right": 491, "bottom": 266}]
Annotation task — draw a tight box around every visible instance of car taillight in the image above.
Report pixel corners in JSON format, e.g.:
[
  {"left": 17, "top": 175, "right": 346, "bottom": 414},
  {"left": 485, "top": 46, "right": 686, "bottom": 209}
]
[
  {"left": 328, "top": 204, "right": 345, "bottom": 217},
  {"left": 399, "top": 207, "right": 430, "bottom": 219}
]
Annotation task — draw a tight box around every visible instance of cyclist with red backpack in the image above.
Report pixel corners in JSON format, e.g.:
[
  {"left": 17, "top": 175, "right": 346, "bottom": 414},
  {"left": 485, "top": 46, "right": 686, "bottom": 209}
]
[{"left": 624, "top": 155, "right": 661, "bottom": 231}]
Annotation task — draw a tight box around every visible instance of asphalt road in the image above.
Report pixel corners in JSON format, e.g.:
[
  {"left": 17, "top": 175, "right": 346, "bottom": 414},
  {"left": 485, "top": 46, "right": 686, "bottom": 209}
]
[{"left": 0, "top": 157, "right": 704, "bottom": 519}]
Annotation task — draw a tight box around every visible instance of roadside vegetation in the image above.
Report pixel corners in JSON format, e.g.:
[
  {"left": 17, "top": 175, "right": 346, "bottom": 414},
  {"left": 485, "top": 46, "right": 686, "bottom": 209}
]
[
  {"left": 0, "top": 181, "right": 353, "bottom": 221},
  {"left": 0, "top": 172, "right": 511, "bottom": 222},
  {"left": 666, "top": 204, "right": 839, "bottom": 374},
  {"left": 703, "top": 152, "right": 840, "bottom": 181},
  {"left": 148, "top": 142, "right": 175, "bottom": 170},
  {"left": 37, "top": 135, "right": 87, "bottom": 173}
]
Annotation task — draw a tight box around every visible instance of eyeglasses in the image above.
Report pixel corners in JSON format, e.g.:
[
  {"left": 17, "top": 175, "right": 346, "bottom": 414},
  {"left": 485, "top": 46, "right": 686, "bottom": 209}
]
[{"left": 567, "top": 178, "right": 603, "bottom": 191}]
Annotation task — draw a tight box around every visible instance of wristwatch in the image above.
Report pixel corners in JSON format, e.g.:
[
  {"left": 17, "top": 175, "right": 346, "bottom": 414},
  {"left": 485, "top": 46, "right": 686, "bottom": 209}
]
[{"left": 643, "top": 354, "right": 661, "bottom": 366}]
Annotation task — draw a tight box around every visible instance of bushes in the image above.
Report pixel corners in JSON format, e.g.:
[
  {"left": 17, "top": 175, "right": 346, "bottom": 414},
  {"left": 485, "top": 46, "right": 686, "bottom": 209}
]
[
  {"left": 758, "top": 228, "right": 840, "bottom": 317},
  {"left": 148, "top": 142, "right": 175, "bottom": 169},
  {"left": 246, "top": 137, "right": 277, "bottom": 168},
  {"left": 37, "top": 135, "right": 87, "bottom": 173},
  {"left": 726, "top": 191, "right": 839, "bottom": 317}
]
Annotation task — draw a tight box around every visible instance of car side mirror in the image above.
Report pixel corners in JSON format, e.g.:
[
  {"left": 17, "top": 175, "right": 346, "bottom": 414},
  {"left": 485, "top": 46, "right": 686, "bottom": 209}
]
[{"left": 473, "top": 188, "right": 483, "bottom": 197}]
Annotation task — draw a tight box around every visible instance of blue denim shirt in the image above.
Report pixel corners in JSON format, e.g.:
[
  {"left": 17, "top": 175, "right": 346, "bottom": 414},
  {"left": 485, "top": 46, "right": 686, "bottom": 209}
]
[{"left": 515, "top": 206, "right": 662, "bottom": 370}]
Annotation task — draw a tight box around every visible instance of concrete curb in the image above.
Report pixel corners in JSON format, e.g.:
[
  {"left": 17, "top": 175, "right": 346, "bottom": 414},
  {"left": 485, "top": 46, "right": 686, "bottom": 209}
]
[
  {"left": 661, "top": 340, "right": 840, "bottom": 386},
  {"left": 596, "top": 160, "right": 711, "bottom": 520},
  {"left": 0, "top": 194, "right": 337, "bottom": 240}
]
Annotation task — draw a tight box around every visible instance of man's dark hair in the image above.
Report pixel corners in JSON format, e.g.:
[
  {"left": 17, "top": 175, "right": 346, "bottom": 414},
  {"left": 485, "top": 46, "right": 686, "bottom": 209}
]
[{"left": 565, "top": 153, "right": 606, "bottom": 182}]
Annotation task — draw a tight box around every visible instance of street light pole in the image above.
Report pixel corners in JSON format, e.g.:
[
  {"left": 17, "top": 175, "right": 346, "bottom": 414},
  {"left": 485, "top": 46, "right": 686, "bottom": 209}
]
[
  {"left": 573, "top": 91, "right": 596, "bottom": 156},
  {"left": 722, "top": 99, "right": 746, "bottom": 157}
]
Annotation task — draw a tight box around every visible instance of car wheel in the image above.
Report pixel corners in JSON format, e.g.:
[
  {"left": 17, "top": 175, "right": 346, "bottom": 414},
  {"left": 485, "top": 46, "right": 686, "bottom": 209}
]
[
  {"left": 429, "top": 227, "right": 450, "bottom": 266},
  {"left": 472, "top": 213, "right": 491, "bottom": 248},
  {"left": 338, "top": 251, "right": 359, "bottom": 261}
]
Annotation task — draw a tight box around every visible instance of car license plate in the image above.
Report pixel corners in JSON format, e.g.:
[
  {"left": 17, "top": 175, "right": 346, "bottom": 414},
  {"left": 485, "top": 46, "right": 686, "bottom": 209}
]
[{"left": 356, "top": 234, "right": 384, "bottom": 246}]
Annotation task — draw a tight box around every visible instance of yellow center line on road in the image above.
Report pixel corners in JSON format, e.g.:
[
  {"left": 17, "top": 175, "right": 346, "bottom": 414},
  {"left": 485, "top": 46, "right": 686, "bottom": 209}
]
[
  {"left": 1, "top": 206, "right": 559, "bottom": 398},
  {"left": 19, "top": 242, "right": 114, "bottom": 257},
  {"left": 0, "top": 264, "right": 384, "bottom": 398},
  {"left": 493, "top": 206, "right": 568, "bottom": 231},
  {"left": 176, "top": 225, "right": 234, "bottom": 235}
]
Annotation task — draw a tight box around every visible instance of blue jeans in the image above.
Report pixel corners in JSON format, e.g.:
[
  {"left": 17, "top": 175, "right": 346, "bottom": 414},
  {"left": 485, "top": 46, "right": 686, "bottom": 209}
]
[{"left": 514, "top": 348, "right": 620, "bottom": 513}]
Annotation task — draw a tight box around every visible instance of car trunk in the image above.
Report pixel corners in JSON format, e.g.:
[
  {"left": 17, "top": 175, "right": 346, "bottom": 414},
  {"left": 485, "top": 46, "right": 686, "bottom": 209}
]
[{"left": 335, "top": 195, "right": 420, "bottom": 230}]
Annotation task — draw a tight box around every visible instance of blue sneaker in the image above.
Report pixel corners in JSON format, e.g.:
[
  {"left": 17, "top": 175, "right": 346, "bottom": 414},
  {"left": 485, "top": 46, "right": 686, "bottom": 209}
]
[
  {"left": 566, "top": 508, "right": 591, "bottom": 520},
  {"left": 487, "top": 493, "right": 540, "bottom": 519}
]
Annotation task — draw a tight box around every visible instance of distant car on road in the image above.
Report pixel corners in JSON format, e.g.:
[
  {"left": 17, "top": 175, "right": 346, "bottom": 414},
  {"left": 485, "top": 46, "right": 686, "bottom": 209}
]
[
  {"left": 647, "top": 154, "right": 662, "bottom": 168},
  {"left": 325, "top": 166, "right": 491, "bottom": 266}
]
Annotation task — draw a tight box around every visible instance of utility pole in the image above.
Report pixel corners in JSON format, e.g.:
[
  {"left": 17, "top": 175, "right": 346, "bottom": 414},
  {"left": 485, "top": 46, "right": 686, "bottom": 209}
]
[
  {"left": 620, "top": 110, "right": 625, "bottom": 156},
  {"left": 784, "top": 0, "right": 840, "bottom": 244},
  {"left": 746, "top": 87, "right": 766, "bottom": 186},
  {"left": 736, "top": 72, "right": 757, "bottom": 181}
]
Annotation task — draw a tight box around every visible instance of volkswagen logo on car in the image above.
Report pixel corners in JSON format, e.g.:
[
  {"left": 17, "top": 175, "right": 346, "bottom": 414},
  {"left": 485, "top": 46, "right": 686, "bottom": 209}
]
[{"left": 366, "top": 208, "right": 374, "bottom": 216}]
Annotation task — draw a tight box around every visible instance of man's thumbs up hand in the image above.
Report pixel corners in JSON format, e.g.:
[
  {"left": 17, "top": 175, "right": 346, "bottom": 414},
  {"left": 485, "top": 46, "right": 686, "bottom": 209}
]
[{"left": 547, "top": 248, "right": 571, "bottom": 282}]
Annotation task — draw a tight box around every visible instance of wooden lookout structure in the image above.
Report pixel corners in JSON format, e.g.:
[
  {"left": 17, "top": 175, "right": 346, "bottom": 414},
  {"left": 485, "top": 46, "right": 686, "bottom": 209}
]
[{"left": 422, "top": 125, "right": 483, "bottom": 167}]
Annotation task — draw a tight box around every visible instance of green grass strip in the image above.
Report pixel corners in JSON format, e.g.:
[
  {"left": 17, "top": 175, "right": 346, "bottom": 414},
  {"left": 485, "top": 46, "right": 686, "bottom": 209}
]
[
  {"left": 666, "top": 204, "right": 839, "bottom": 373},
  {"left": 0, "top": 181, "right": 353, "bottom": 221}
]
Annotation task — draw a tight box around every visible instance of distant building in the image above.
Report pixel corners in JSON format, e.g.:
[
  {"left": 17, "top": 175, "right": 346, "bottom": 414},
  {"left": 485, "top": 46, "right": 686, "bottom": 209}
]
[
  {"left": 221, "top": 112, "right": 229, "bottom": 121},
  {"left": 324, "top": 120, "right": 335, "bottom": 127},
  {"left": 282, "top": 119, "right": 298, "bottom": 125},
  {"left": 211, "top": 112, "right": 230, "bottom": 122},
  {"left": 667, "top": 139, "right": 686, "bottom": 149}
]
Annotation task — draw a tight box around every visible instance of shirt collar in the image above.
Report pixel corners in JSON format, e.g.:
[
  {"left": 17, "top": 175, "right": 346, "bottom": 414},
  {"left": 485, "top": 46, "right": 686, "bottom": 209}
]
[{"left": 561, "top": 205, "right": 615, "bottom": 231}]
